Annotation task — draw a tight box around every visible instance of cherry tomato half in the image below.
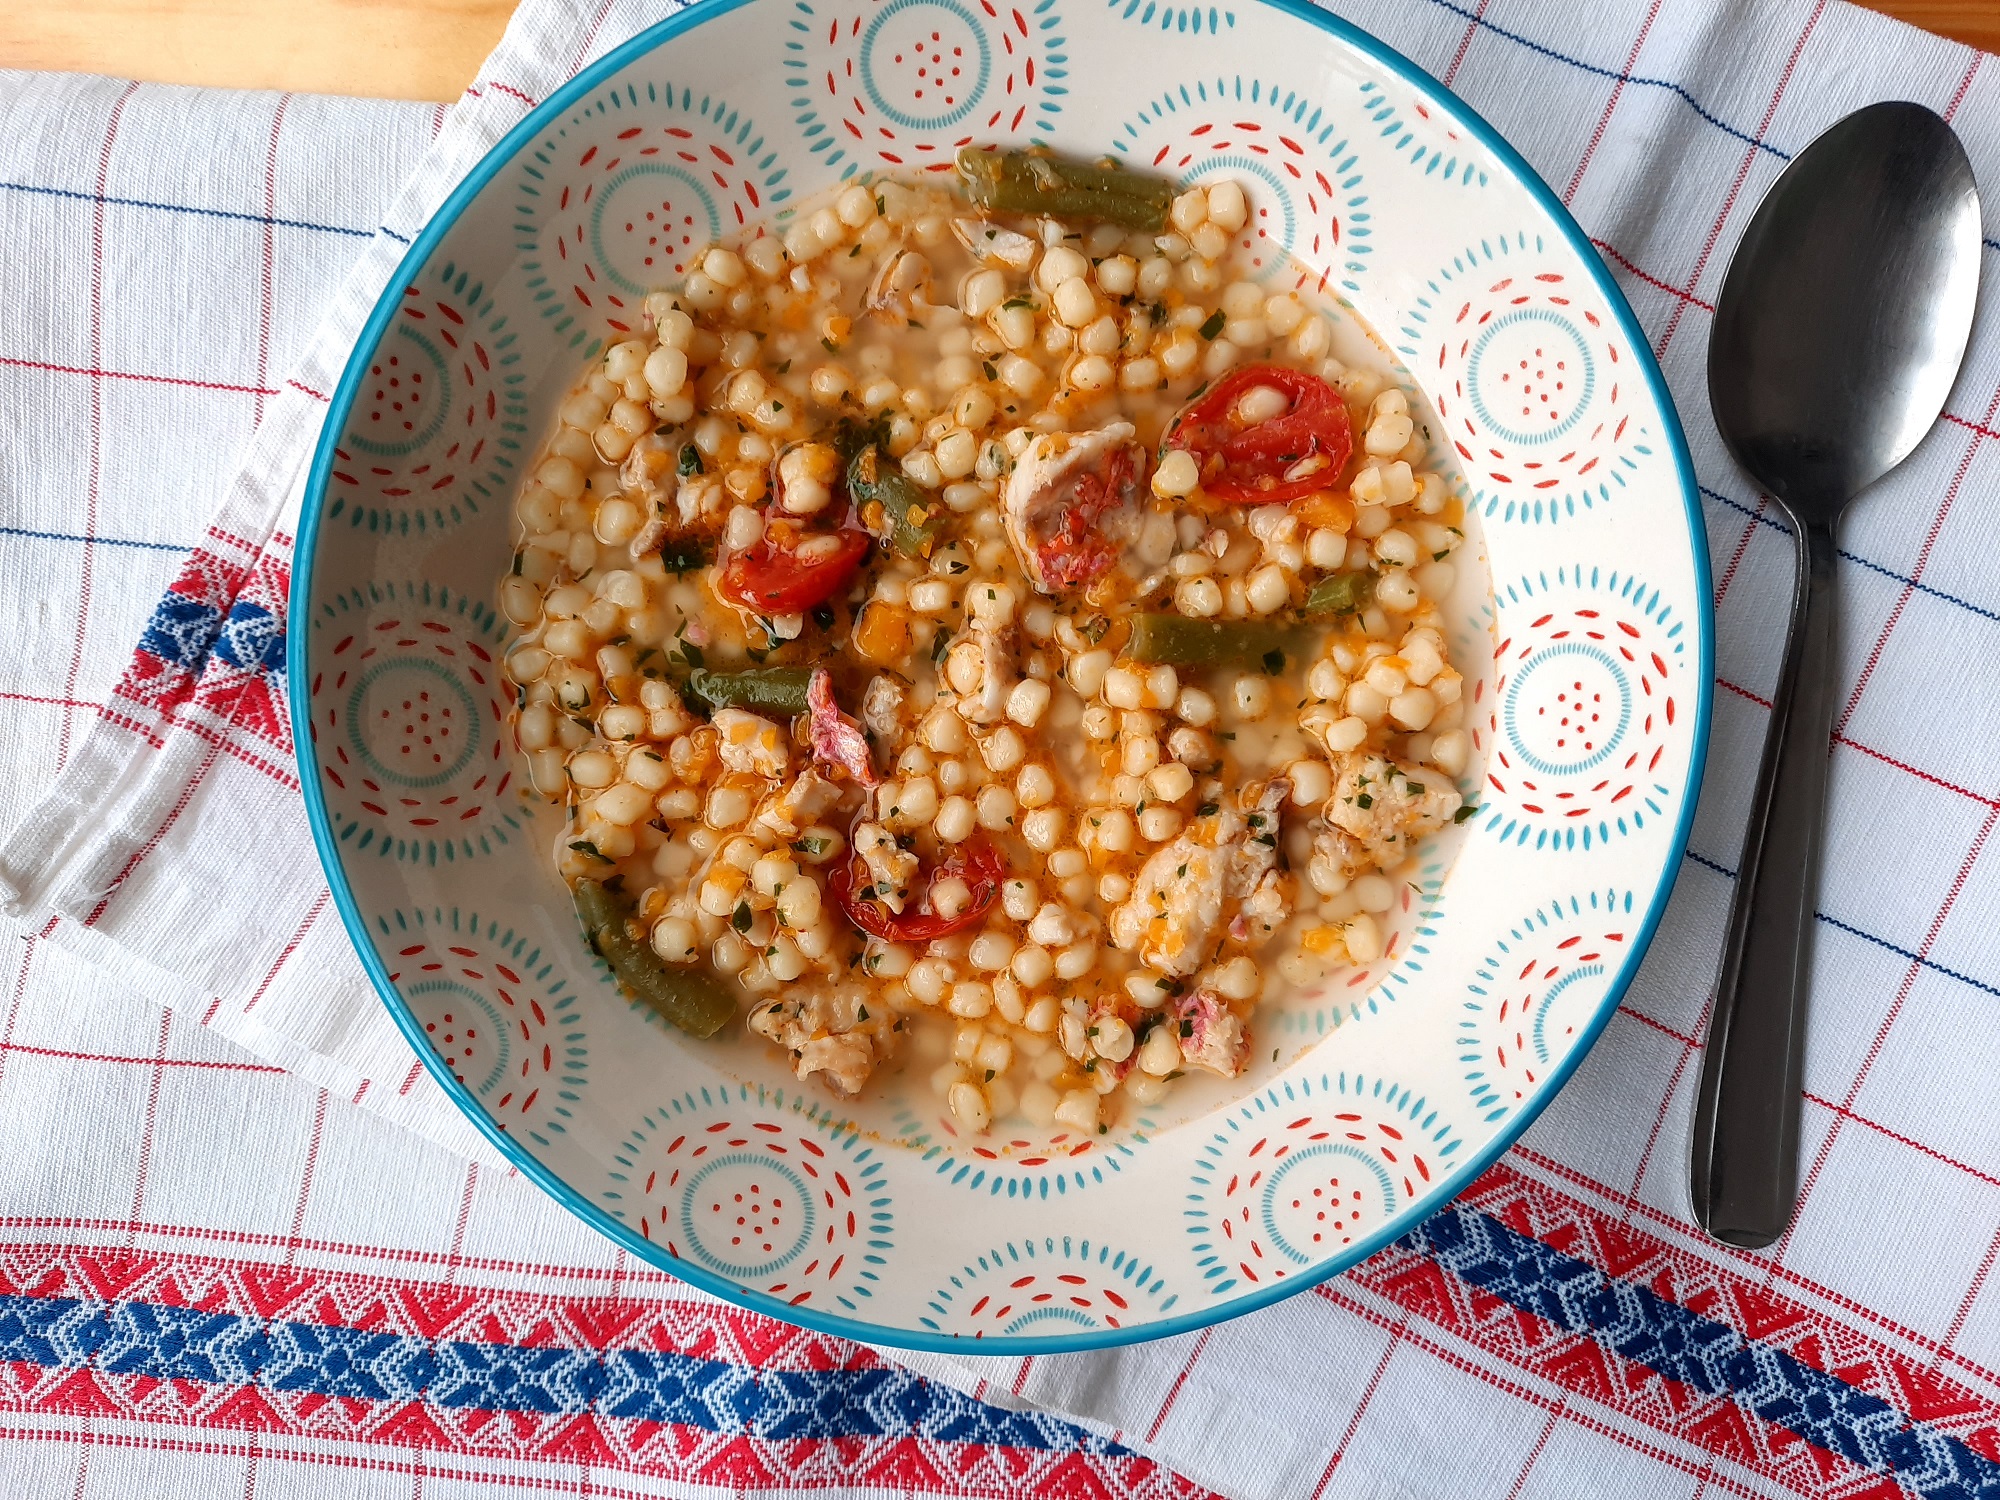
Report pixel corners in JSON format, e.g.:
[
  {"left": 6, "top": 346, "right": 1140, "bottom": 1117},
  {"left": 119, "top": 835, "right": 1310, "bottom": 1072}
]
[
  {"left": 1163, "top": 364, "right": 1353, "bottom": 506},
  {"left": 828, "top": 835, "right": 1005, "bottom": 942},
  {"left": 1033, "top": 441, "right": 1145, "bottom": 591},
  {"left": 715, "top": 520, "right": 872, "bottom": 615}
]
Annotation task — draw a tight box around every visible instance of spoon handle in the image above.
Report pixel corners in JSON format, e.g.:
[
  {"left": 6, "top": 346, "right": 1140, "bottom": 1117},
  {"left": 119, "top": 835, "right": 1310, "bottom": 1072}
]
[{"left": 1690, "top": 516, "right": 1839, "bottom": 1249}]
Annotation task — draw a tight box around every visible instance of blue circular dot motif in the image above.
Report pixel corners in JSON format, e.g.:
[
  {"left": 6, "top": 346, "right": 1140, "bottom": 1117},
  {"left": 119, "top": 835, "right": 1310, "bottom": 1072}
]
[
  {"left": 1531, "top": 966, "right": 1603, "bottom": 1066},
  {"left": 1458, "top": 889, "right": 1636, "bottom": 1123},
  {"left": 1259, "top": 1142, "right": 1397, "bottom": 1265},
  {"left": 1110, "top": 76, "right": 1373, "bottom": 292},
  {"left": 1192, "top": 152, "right": 1296, "bottom": 282},
  {"left": 589, "top": 163, "right": 721, "bottom": 297},
  {"left": 860, "top": 0, "right": 992, "bottom": 132},
  {"left": 347, "top": 657, "right": 482, "bottom": 790},
  {"left": 918, "top": 1236, "right": 1179, "bottom": 1336},
  {"left": 679, "top": 1153, "right": 816, "bottom": 1278},
  {"left": 345, "top": 324, "right": 452, "bottom": 459},
  {"left": 410, "top": 979, "right": 510, "bottom": 1097},
  {"left": 1465, "top": 307, "right": 1594, "bottom": 447},
  {"left": 1501, "top": 640, "right": 1630, "bottom": 778},
  {"left": 1184, "top": 1071, "right": 1463, "bottom": 1297}
]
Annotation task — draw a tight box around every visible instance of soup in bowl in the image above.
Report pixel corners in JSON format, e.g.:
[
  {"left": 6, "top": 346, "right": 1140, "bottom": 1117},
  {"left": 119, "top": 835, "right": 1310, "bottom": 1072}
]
[{"left": 295, "top": 0, "right": 1708, "bottom": 1351}]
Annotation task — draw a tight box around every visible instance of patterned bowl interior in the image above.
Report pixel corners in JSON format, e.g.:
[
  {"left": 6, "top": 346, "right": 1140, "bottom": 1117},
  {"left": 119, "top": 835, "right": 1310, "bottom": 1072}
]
[{"left": 295, "top": 0, "right": 1709, "bottom": 1350}]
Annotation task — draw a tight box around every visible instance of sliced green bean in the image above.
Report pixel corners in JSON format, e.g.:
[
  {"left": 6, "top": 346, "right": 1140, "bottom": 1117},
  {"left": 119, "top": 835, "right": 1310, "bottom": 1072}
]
[
  {"left": 1127, "top": 614, "right": 1302, "bottom": 670},
  {"left": 956, "top": 147, "right": 1173, "bottom": 231},
  {"left": 573, "top": 879, "right": 735, "bottom": 1038},
  {"left": 849, "top": 445, "right": 940, "bottom": 557},
  {"left": 1304, "top": 571, "right": 1373, "bottom": 616},
  {"left": 684, "top": 666, "right": 814, "bottom": 715}
]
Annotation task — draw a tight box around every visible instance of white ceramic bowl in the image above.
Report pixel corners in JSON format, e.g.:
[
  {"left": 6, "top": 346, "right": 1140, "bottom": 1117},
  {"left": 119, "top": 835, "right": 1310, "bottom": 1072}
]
[{"left": 293, "top": 0, "right": 1711, "bottom": 1351}]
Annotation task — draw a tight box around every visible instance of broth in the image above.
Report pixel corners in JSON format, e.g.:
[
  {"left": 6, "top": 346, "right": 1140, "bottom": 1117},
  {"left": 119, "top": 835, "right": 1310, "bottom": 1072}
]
[{"left": 498, "top": 156, "right": 1482, "bottom": 1142}]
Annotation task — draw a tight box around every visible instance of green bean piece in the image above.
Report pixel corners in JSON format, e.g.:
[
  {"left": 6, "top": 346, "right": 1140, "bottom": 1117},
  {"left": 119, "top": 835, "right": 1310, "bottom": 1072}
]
[
  {"left": 656, "top": 538, "right": 712, "bottom": 575},
  {"left": 849, "top": 445, "right": 940, "bottom": 557},
  {"left": 1303, "top": 571, "right": 1374, "bottom": 616},
  {"left": 684, "top": 666, "right": 814, "bottom": 715},
  {"left": 573, "top": 879, "right": 735, "bottom": 1038},
  {"left": 1127, "top": 614, "right": 1301, "bottom": 669},
  {"left": 572, "top": 876, "right": 628, "bottom": 933},
  {"left": 955, "top": 147, "right": 1174, "bottom": 231}
]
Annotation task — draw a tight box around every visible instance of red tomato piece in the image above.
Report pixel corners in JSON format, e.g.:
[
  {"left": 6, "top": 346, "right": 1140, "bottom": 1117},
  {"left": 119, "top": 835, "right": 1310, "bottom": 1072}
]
[
  {"left": 829, "top": 835, "right": 1005, "bottom": 942},
  {"left": 715, "top": 521, "right": 871, "bottom": 614},
  {"left": 1164, "top": 364, "right": 1353, "bottom": 505}
]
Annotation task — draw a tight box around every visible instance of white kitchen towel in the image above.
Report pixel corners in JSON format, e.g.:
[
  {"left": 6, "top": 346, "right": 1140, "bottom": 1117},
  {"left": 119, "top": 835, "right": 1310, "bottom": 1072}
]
[
  {"left": 0, "top": 66, "right": 1199, "bottom": 1500},
  {"left": 6, "top": 0, "right": 2000, "bottom": 1497}
]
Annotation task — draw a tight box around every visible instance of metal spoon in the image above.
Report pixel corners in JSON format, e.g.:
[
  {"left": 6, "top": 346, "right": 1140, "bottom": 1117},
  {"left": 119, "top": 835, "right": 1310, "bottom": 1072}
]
[{"left": 1693, "top": 101, "right": 1981, "bottom": 1248}]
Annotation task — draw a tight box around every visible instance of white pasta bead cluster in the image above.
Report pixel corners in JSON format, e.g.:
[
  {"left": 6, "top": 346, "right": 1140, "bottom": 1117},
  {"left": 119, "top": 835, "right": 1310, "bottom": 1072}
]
[{"left": 497, "top": 158, "right": 1476, "bottom": 1141}]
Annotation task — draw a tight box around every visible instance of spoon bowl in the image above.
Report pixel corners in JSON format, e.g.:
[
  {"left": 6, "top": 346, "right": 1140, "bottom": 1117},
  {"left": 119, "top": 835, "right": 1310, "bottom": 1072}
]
[
  {"left": 1693, "top": 101, "right": 1980, "bottom": 1248},
  {"left": 1709, "top": 102, "right": 1982, "bottom": 512}
]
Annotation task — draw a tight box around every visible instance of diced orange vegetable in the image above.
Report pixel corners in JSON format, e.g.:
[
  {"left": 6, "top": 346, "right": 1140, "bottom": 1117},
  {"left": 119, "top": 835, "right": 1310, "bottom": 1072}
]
[
  {"left": 1294, "top": 490, "right": 1356, "bottom": 534},
  {"left": 1301, "top": 924, "right": 1343, "bottom": 956},
  {"left": 852, "top": 601, "right": 913, "bottom": 665}
]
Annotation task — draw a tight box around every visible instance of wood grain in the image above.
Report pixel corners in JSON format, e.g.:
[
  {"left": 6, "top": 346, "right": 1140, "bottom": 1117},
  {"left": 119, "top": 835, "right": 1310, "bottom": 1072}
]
[
  {"left": 0, "top": 0, "right": 518, "bottom": 102},
  {"left": 1877, "top": 0, "right": 2000, "bottom": 50},
  {"left": 0, "top": 0, "right": 1993, "bottom": 106}
]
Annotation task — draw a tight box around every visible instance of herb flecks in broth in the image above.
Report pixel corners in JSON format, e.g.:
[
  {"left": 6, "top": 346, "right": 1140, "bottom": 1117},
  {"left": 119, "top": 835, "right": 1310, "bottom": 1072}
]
[{"left": 498, "top": 151, "right": 1474, "bottom": 1141}]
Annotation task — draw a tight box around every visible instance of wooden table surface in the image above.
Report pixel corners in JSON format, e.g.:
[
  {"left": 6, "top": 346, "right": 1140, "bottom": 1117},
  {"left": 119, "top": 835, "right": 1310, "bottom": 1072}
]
[{"left": 0, "top": 0, "right": 1996, "bottom": 101}]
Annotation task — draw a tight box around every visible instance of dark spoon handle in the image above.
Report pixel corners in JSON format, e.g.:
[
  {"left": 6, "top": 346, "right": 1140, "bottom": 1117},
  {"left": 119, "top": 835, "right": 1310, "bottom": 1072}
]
[{"left": 1691, "top": 516, "right": 1838, "bottom": 1249}]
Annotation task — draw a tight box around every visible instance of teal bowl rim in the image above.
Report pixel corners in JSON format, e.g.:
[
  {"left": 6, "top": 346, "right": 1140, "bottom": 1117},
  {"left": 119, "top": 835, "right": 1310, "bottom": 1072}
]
[{"left": 290, "top": 0, "right": 1714, "bottom": 1355}]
